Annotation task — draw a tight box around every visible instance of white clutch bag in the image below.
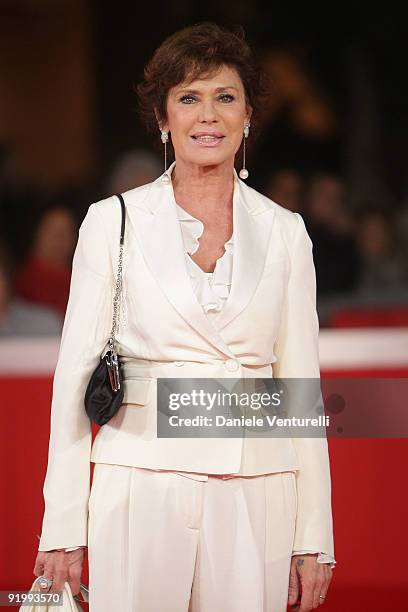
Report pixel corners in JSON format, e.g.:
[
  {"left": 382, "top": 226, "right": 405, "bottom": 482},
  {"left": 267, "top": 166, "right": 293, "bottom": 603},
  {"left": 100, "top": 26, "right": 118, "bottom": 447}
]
[{"left": 20, "top": 577, "right": 89, "bottom": 612}]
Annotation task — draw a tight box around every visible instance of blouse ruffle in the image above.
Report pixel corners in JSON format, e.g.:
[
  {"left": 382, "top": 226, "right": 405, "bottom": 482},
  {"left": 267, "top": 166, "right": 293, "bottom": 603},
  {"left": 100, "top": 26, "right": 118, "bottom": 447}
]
[{"left": 175, "top": 203, "right": 233, "bottom": 314}]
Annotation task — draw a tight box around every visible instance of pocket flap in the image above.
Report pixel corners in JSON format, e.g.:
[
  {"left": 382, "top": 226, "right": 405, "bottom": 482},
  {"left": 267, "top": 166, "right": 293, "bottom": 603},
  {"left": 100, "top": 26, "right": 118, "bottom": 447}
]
[{"left": 122, "top": 378, "right": 153, "bottom": 405}]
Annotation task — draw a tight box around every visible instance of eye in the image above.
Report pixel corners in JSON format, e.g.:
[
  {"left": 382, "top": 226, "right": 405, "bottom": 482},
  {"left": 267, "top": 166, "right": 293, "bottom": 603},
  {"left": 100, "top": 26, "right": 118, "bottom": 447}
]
[
  {"left": 178, "top": 94, "right": 235, "bottom": 104},
  {"left": 179, "top": 95, "right": 196, "bottom": 104},
  {"left": 218, "top": 94, "right": 235, "bottom": 102}
]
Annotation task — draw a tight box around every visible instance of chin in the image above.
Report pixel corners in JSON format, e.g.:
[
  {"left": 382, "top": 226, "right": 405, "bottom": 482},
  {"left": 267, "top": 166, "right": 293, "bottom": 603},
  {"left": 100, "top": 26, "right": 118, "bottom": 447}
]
[{"left": 187, "top": 151, "right": 231, "bottom": 168}]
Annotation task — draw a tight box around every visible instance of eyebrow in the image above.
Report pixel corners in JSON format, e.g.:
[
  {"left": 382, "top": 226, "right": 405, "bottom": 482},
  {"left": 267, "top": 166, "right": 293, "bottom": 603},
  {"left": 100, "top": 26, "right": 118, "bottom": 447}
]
[{"left": 175, "top": 86, "right": 238, "bottom": 95}]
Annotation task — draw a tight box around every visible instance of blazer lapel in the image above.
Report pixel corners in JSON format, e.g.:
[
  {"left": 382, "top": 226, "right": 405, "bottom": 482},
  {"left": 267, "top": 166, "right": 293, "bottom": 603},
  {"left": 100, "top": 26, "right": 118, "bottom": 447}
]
[
  {"left": 124, "top": 160, "right": 275, "bottom": 357},
  {"left": 213, "top": 177, "right": 275, "bottom": 330}
]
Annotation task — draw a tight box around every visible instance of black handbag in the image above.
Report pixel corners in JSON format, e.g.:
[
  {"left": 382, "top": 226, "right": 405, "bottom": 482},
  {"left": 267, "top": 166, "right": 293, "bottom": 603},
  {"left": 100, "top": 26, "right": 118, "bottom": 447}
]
[{"left": 84, "top": 194, "right": 126, "bottom": 426}]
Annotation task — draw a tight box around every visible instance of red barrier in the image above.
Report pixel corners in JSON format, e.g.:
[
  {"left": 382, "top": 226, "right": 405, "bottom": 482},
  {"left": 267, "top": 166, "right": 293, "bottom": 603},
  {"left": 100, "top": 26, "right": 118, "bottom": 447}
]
[
  {"left": 329, "top": 306, "right": 408, "bottom": 328},
  {"left": 1, "top": 372, "right": 407, "bottom": 611}
]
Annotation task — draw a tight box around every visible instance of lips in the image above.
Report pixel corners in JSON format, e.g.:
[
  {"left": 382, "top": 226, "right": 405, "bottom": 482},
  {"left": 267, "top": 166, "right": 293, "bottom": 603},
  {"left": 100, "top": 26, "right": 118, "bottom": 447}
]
[
  {"left": 192, "top": 132, "right": 224, "bottom": 138},
  {"left": 191, "top": 133, "right": 225, "bottom": 146}
]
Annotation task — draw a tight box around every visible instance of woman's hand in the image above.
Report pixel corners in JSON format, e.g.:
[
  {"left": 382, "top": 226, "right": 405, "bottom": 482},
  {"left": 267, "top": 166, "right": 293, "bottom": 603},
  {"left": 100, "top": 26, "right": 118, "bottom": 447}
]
[
  {"left": 288, "top": 554, "right": 333, "bottom": 610},
  {"left": 33, "top": 548, "right": 85, "bottom": 596}
]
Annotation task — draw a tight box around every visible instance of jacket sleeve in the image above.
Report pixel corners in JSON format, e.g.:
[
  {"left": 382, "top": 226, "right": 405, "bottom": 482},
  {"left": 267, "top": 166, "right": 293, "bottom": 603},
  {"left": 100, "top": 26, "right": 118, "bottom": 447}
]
[
  {"left": 38, "top": 202, "right": 114, "bottom": 551},
  {"left": 272, "top": 212, "right": 336, "bottom": 564},
  {"left": 292, "top": 550, "right": 336, "bottom": 569}
]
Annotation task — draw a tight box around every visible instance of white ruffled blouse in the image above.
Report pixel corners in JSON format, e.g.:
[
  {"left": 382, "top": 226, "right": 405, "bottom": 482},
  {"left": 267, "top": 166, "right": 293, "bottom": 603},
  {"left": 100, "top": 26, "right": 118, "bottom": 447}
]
[
  {"left": 64, "top": 203, "right": 337, "bottom": 568},
  {"left": 175, "top": 202, "right": 233, "bottom": 314}
]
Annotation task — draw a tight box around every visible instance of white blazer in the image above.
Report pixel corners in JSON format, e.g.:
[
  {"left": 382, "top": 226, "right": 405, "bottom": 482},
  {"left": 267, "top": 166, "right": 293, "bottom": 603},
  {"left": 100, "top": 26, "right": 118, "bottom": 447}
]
[{"left": 38, "top": 160, "right": 335, "bottom": 563}]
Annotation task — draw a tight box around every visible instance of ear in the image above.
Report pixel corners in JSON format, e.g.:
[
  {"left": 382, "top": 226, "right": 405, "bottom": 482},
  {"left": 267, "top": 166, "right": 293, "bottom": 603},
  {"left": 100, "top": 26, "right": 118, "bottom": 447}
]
[
  {"left": 246, "top": 104, "right": 253, "bottom": 125},
  {"left": 154, "top": 108, "right": 169, "bottom": 133}
]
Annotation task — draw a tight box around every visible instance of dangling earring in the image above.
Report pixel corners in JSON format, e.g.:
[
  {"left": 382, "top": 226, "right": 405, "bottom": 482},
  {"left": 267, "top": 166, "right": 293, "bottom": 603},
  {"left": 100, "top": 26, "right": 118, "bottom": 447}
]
[
  {"left": 239, "top": 122, "right": 250, "bottom": 180},
  {"left": 161, "top": 129, "right": 170, "bottom": 184}
]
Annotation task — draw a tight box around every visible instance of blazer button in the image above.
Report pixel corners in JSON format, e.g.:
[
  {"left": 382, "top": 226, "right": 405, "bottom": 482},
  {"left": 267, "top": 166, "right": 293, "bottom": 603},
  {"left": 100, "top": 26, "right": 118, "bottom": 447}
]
[
  {"left": 174, "top": 361, "right": 185, "bottom": 367},
  {"left": 224, "top": 359, "right": 240, "bottom": 372}
]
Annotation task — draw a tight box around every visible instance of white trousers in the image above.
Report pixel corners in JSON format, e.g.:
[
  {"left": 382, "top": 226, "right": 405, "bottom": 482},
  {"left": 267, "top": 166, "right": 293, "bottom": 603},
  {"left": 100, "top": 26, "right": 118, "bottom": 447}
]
[{"left": 88, "top": 464, "right": 297, "bottom": 612}]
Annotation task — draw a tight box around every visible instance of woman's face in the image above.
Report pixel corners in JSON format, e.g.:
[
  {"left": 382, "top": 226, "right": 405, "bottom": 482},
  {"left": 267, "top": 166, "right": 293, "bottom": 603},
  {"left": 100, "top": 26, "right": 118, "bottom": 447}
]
[{"left": 162, "top": 64, "right": 252, "bottom": 169}]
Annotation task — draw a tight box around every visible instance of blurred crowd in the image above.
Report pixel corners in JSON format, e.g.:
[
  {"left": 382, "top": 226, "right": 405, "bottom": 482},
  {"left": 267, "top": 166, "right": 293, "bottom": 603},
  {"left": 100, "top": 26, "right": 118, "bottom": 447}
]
[
  {"left": 265, "top": 168, "right": 408, "bottom": 324},
  {"left": 1, "top": 146, "right": 408, "bottom": 337}
]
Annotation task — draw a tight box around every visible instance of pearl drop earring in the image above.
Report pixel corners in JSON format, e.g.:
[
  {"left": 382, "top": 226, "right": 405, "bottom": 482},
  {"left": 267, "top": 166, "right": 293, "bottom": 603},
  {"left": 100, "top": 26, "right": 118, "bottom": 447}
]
[
  {"left": 239, "top": 122, "right": 250, "bottom": 180},
  {"left": 161, "top": 130, "right": 170, "bottom": 184}
]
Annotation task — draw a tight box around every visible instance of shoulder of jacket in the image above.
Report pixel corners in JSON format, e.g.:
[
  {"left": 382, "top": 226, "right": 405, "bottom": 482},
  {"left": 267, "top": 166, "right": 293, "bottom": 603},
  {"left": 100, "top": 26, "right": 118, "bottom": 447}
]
[
  {"left": 243, "top": 181, "right": 302, "bottom": 233},
  {"left": 93, "top": 183, "right": 152, "bottom": 212},
  {"left": 88, "top": 181, "right": 153, "bottom": 226}
]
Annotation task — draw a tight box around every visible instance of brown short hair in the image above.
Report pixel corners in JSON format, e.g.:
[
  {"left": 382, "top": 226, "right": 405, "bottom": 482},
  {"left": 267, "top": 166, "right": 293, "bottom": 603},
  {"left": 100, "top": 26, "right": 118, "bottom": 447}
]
[{"left": 135, "top": 21, "right": 271, "bottom": 144}]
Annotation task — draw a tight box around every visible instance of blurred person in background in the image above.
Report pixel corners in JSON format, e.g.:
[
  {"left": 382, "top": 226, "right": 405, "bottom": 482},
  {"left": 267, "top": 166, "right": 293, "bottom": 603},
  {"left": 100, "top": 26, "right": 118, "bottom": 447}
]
[
  {"left": 107, "top": 148, "right": 162, "bottom": 193},
  {"left": 264, "top": 167, "right": 303, "bottom": 212},
  {"left": 354, "top": 205, "right": 406, "bottom": 295},
  {"left": 14, "top": 203, "right": 77, "bottom": 317},
  {"left": 0, "top": 241, "right": 62, "bottom": 336},
  {"left": 303, "top": 172, "right": 359, "bottom": 296}
]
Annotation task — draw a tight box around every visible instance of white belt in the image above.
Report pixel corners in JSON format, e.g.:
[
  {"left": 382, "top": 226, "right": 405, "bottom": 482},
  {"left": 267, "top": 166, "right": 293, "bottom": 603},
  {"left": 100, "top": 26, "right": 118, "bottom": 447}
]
[
  {"left": 120, "top": 358, "right": 272, "bottom": 405},
  {"left": 121, "top": 357, "right": 272, "bottom": 377}
]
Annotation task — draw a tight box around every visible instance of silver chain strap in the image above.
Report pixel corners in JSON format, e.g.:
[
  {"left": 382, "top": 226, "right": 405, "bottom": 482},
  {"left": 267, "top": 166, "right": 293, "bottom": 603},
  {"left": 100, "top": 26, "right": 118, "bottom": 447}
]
[
  {"left": 109, "top": 239, "right": 124, "bottom": 345},
  {"left": 105, "top": 195, "right": 125, "bottom": 392}
]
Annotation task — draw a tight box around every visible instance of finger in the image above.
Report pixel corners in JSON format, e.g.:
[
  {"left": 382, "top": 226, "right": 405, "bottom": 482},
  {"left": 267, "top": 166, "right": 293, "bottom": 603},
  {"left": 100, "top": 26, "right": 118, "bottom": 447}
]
[
  {"left": 288, "top": 561, "right": 300, "bottom": 606},
  {"left": 312, "top": 577, "right": 326, "bottom": 608},
  {"left": 49, "top": 554, "right": 67, "bottom": 594},
  {"left": 33, "top": 559, "right": 45, "bottom": 577},
  {"left": 68, "top": 580, "right": 81, "bottom": 597},
  {"left": 298, "top": 577, "right": 315, "bottom": 612},
  {"left": 49, "top": 569, "right": 67, "bottom": 594},
  {"left": 312, "top": 565, "right": 330, "bottom": 607},
  {"left": 68, "top": 566, "right": 83, "bottom": 597}
]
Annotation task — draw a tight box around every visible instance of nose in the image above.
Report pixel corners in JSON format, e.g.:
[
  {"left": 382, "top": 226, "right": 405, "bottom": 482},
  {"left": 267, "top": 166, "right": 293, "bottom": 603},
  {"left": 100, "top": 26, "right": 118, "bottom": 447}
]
[{"left": 198, "top": 99, "right": 218, "bottom": 123}]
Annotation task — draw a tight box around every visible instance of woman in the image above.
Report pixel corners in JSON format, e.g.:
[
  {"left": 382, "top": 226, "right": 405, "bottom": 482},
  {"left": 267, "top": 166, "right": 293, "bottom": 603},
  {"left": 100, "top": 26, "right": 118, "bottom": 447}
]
[
  {"left": 15, "top": 204, "right": 76, "bottom": 317},
  {"left": 33, "top": 22, "right": 336, "bottom": 612}
]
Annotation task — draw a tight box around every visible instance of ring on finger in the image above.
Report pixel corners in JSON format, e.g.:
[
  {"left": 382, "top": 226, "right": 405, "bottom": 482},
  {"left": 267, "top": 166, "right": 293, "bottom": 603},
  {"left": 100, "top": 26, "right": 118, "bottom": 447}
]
[{"left": 38, "top": 576, "right": 53, "bottom": 589}]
